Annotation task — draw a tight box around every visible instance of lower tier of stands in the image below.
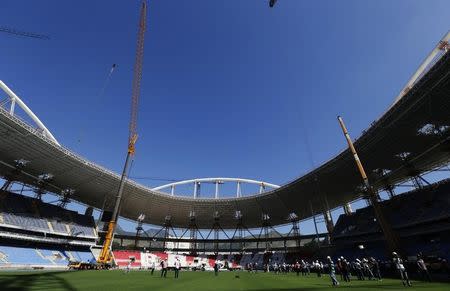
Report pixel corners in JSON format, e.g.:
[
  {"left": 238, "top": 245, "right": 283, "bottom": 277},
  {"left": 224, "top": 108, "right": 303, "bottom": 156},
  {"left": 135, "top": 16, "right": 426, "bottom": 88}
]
[
  {"left": 0, "top": 244, "right": 95, "bottom": 269},
  {"left": 112, "top": 250, "right": 284, "bottom": 270},
  {"left": 113, "top": 250, "right": 240, "bottom": 270}
]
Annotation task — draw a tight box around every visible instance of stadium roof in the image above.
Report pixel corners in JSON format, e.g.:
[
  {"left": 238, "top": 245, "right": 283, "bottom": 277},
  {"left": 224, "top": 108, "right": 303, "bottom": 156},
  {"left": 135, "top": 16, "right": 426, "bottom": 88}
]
[{"left": 0, "top": 50, "right": 449, "bottom": 229}]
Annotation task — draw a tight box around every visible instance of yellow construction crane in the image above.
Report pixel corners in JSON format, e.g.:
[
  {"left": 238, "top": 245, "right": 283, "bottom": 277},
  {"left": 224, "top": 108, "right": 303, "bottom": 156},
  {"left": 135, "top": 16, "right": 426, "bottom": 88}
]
[{"left": 98, "top": 0, "right": 147, "bottom": 265}]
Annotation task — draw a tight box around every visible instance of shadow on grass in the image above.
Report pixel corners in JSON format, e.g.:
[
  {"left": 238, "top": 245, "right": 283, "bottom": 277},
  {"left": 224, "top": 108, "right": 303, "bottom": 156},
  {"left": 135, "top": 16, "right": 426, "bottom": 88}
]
[
  {"left": 0, "top": 271, "right": 76, "bottom": 291},
  {"left": 248, "top": 282, "right": 427, "bottom": 291},
  {"left": 248, "top": 288, "right": 401, "bottom": 291}
]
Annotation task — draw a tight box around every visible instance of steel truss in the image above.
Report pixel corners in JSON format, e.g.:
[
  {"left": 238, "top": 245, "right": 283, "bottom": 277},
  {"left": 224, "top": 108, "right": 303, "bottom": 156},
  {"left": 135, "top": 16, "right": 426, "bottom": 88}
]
[
  {"left": 178, "top": 212, "right": 205, "bottom": 255},
  {"left": 117, "top": 232, "right": 327, "bottom": 253},
  {"left": 129, "top": 211, "right": 326, "bottom": 253},
  {"left": 1, "top": 159, "right": 28, "bottom": 191},
  {"left": 286, "top": 216, "right": 301, "bottom": 249},
  {"left": 230, "top": 212, "right": 257, "bottom": 254},
  {"left": 380, "top": 162, "right": 450, "bottom": 198},
  {"left": 204, "top": 212, "right": 230, "bottom": 254}
]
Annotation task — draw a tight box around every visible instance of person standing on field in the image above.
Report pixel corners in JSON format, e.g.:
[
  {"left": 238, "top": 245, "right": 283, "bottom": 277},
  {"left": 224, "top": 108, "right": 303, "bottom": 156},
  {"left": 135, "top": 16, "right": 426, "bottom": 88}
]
[
  {"left": 161, "top": 259, "right": 168, "bottom": 278},
  {"left": 327, "top": 256, "right": 339, "bottom": 286},
  {"left": 150, "top": 259, "right": 155, "bottom": 275},
  {"left": 295, "top": 261, "right": 300, "bottom": 276},
  {"left": 342, "top": 258, "right": 351, "bottom": 282},
  {"left": 393, "top": 252, "right": 412, "bottom": 287},
  {"left": 214, "top": 259, "right": 220, "bottom": 276},
  {"left": 417, "top": 254, "right": 431, "bottom": 282},
  {"left": 125, "top": 259, "right": 131, "bottom": 274},
  {"left": 370, "top": 257, "right": 381, "bottom": 281},
  {"left": 174, "top": 257, "right": 181, "bottom": 278}
]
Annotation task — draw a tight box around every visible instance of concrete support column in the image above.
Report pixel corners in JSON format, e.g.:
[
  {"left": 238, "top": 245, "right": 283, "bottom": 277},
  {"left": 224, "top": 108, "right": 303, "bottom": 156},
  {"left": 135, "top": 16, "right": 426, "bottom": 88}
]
[
  {"left": 323, "top": 210, "right": 334, "bottom": 235},
  {"left": 343, "top": 202, "right": 353, "bottom": 215},
  {"left": 386, "top": 185, "right": 395, "bottom": 199}
]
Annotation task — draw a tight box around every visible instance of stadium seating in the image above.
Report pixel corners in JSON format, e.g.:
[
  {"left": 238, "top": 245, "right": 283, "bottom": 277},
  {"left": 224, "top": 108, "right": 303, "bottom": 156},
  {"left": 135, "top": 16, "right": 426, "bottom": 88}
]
[
  {"left": 239, "top": 254, "right": 252, "bottom": 267},
  {"left": 52, "top": 221, "right": 69, "bottom": 233},
  {"left": 270, "top": 252, "right": 285, "bottom": 265},
  {"left": 107, "top": 250, "right": 316, "bottom": 269},
  {"left": 112, "top": 250, "right": 142, "bottom": 267},
  {"left": 0, "top": 191, "right": 96, "bottom": 239},
  {"left": 65, "top": 250, "right": 97, "bottom": 263},
  {"left": 2, "top": 213, "right": 50, "bottom": 232},
  {"left": 328, "top": 179, "right": 450, "bottom": 261},
  {"left": 239, "top": 253, "right": 265, "bottom": 268},
  {"left": 0, "top": 245, "right": 95, "bottom": 268},
  {"left": 332, "top": 179, "right": 450, "bottom": 239}
]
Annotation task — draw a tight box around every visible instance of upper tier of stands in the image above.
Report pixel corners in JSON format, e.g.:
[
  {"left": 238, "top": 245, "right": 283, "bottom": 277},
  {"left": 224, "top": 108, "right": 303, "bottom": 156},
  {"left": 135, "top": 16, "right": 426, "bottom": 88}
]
[
  {"left": 332, "top": 179, "right": 450, "bottom": 239},
  {"left": 0, "top": 190, "right": 97, "bottom": 239}
]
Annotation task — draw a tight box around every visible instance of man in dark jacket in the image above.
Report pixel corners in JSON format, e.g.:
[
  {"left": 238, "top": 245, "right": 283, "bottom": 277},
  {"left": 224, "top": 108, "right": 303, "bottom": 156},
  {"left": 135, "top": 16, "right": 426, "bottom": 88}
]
[{"left": 370, "top": 257, "right": 382, "bottom": 281}]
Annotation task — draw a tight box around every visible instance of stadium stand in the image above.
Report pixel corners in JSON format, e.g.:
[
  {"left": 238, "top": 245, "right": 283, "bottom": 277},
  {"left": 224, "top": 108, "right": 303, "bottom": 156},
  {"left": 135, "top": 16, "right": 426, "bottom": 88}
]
[
  {"left": 111, "top": 250, "right": 305, "bottom": 270},
  {"left": 270, "top": 252, "right": 285, "bottom": 265},
  {"left": 0, "top": 190, "right": 97, "bottom": 239},
  {"left": 3, "top": 179, "right": 445, "bottom": 270},
  {"left": 330, "top": 179, "right": 450, "bottom": 261},
  {"left": 333, "top": 179, "right": 450, "bottom": 239},
  {"left": 113, "top": 250, "right": 142, "bottom": 268},
  {"left": 0, "top": 190, "right": 98, "bottom": 269},
  {"left": 0, "top": 245, "right": 95, "bottom": 268},
  {"left": 239, "top": 253, "right": 265, "bottom": 268}
]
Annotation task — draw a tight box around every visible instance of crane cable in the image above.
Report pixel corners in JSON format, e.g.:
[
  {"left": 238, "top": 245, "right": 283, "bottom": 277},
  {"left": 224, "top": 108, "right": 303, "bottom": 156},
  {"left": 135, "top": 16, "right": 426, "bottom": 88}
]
[{"left": 77, "top": 63, "right": 118, "bottom": 144}]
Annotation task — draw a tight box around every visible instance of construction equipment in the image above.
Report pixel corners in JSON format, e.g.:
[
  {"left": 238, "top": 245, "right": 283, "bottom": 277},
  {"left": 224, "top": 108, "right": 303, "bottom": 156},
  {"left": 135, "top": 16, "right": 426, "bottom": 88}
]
[
  {"left": 0, "top": 26, "right": 49, "bottom": 40},
  {"left": 97, "top": 0, "right": 147, "bottom": 265},
  {"left": 337, "top": 116, "right": 401, "bottom": 255}
]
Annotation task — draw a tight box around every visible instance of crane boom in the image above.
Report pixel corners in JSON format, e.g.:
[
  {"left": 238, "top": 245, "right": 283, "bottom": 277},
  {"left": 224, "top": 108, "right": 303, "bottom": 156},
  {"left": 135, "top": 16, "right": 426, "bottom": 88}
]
[
  {"left": 129, "top": 1, "right": 147, "bottom": 146},
  {"left": 0, "top": 26, "right": 50, "bottom": 39},
  {"left": 98, "top": 0, "right": 147, "bottom": 265}
]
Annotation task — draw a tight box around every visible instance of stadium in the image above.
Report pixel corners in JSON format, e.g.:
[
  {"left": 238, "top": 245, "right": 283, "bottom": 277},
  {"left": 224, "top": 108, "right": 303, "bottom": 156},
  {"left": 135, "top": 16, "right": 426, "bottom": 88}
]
[{"left": 0, "top": 1, "right": 449, "bottom": 290}]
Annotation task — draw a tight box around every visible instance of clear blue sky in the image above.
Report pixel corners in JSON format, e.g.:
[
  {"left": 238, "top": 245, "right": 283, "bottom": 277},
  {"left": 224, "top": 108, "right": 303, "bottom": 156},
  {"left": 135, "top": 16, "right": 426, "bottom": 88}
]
[{"left": 1, "top": 0, "right": 449, "bottom": 234}]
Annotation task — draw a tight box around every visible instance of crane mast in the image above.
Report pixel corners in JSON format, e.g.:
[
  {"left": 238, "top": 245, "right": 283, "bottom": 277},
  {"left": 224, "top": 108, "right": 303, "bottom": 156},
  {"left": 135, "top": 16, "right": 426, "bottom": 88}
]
[{"left": 98, "top": 0, "right": 147, "bottom": 265}]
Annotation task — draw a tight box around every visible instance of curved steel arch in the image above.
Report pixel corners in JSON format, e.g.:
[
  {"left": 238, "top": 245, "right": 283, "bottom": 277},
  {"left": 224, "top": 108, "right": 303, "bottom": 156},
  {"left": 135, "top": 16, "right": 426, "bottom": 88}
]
[
  {"left": 391, "top": 31, "right": 450, "bottom": 108},
  {"left": 152, "top": 177, "right": 280, "bottom": 198},
  {"left": 0, "top": 80, "right": 59, "bottom": 145}
]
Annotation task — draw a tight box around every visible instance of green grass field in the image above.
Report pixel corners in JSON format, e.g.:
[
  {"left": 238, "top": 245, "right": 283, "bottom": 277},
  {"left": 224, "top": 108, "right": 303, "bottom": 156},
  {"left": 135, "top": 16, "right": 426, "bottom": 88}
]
[{"left": 0, "top": 270, "right": 448, "bottom": 291}]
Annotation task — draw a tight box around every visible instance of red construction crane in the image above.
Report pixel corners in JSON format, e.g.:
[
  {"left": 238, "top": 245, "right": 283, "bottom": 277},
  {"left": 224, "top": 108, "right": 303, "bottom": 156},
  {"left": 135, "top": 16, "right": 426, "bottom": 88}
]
[{"left": 98, "top": 0, "right": 147, "bottom": 265}]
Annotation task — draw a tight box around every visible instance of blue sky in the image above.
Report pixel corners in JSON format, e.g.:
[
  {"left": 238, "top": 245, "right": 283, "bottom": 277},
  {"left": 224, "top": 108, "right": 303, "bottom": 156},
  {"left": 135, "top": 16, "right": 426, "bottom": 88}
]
[{"left": 1, "top": 0, "right": 449, "bottom": 234}]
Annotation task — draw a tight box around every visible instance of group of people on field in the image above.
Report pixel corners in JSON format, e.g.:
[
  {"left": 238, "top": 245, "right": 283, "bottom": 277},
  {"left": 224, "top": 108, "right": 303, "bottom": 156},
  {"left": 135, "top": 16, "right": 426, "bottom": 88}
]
[
  {"left": 322, "top": 256, "right": 381, "bottom": 287},
  {"left": 157, "top": 258, "right": 181, "bottom": 278},
  {"left": 321, "top": 252, "right": 433, "bottom": 287},
  {"left": 122, "top": 251, "right": 436, "bottom": 287},
  {"left": 125, "top": 257, "right": 181, "bottom": 278},
  {"left": 262, "top": 251, "right": 434, "bottom": 287}
]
